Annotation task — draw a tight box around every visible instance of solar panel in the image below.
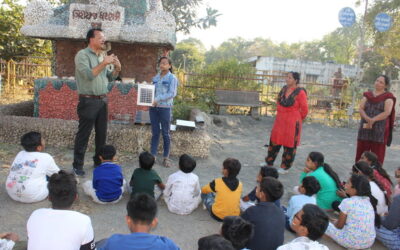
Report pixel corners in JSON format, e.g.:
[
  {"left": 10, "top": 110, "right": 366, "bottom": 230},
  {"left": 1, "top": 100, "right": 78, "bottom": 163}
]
[{"left": 137, "top": 83, "right": 155, "bottom": 106}]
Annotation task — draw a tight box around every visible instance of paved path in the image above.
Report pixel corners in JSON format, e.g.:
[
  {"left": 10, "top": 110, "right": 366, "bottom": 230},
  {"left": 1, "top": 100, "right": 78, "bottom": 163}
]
[{"left": 1, "top": 115, "right": 398, "bottom": 249}]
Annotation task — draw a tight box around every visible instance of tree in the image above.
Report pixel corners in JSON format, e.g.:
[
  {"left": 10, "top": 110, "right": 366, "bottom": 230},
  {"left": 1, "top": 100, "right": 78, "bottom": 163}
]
[
  {"left": 205, "top": 37, "right": 254, "bottom": 64},
  {"left": 0, "top": 0, "right": 52, "bottom": 61},
  {"left": 162, "top": 0, "right": 220, "bottom": 34},
  {"left": 170, "top": 38, "right": 205, "bottom": 71}
]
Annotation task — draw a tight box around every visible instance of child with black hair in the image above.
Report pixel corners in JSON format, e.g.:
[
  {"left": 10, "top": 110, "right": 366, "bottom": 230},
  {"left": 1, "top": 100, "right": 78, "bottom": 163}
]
[
  {"left": 163, "top": 154, "right": 201, "bottom": 215},
  {"left": 299, "top": 152, "right": 342, "bottom": 210},
  {"left": 6, "top": 131, "right": 60, "bottom": 203},
  {"left": 198, "top": 235, "right": 235, "bottom": 250},
  {"left": 83, "top": 145, "right": 125, "bottom": 204},
  {"left": 129, "top": 151, "right": 165, "bottom": 199},
  {"left": 27, "top": 170, "right": 96, "bottom": 250},
  {"left": 221, "top": 216, "right": 253, "bottom": 250},
  {"left": 98, "top": 193, "right": 179, "bottom": 250},
  {"left": 241, "top": 166, "right": 280, "bottom": 210},
  {"left": 325, "top": 174, "right": 379, "bottom": 249},
  {"left": 278, "top": 204, "right": 329, "bottom": 250},
  {"left": 284, "top": 176, "right": 320, "bottom": 232},
  {"left": 352, "top": 161, "right": 389, "bottom": 215},
  {"left": 360, "top": 151, "right": 393, "bottom": 197},
  {"left": 201, "top": 158, "right": 243, "bottom": 221},
  {"left": 241, "top": 177, "right": 285, "bottom": 250}
]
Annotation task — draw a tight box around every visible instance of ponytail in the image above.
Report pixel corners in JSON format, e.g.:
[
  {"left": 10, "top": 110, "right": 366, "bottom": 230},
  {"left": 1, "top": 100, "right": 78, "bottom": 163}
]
[
  {"left": 350, "top": 174, "right": 381, "bottom": 227},
  {"left": 362, "top": 151, "right": 393, "bottom": 185},
  {"left": 322, "top": 163, "right": 342, "bottom": 189},
  {"left": 308, "top": 152, "right": 341, "bottom": 189}
]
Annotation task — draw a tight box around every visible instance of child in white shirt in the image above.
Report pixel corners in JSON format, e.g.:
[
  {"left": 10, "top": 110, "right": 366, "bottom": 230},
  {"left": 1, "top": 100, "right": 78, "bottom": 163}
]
[
  {"left": 5, "top": 131, "right": 60, "bottom": 203},
  {"left": 163, "top": 154, "right": 201, "bottom": 215}
]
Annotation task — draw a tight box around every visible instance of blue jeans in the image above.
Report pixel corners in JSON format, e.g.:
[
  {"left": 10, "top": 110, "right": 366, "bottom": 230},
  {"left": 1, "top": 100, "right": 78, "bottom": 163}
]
[
  {"left": 376, "top": 226, "right": 400, "bottom": 250},
  {"left": 149, "top": 107, "right": 171, "bottom": 158},
  {"left": 201, "top": 193, "right": 215, "bottom": 212}
]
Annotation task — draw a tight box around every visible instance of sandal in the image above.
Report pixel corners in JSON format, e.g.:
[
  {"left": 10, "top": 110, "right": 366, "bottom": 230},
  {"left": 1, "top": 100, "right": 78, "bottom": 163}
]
[{"left": 162, "top": 158, "right": 171, "bottom": 168}]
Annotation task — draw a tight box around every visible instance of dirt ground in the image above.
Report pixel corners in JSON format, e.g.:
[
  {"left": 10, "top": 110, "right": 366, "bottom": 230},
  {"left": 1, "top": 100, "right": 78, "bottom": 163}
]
[{"left": 1, "top": 114, "right": 398, "bottom": 249}]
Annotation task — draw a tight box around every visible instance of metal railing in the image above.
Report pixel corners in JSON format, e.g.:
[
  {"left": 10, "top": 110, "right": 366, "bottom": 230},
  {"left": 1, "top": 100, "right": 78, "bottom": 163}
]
[{"left": 0, "top": 57, "right": 52, "bottom": 96}]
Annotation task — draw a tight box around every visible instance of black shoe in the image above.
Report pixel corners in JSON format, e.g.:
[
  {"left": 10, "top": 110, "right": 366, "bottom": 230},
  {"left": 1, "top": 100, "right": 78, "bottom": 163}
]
[{"left": 73, "top": 168, "right": 85, "bottom": 177}]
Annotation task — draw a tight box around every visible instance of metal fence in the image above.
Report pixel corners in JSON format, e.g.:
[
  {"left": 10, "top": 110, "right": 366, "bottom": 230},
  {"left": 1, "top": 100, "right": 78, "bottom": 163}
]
[
  {"left": 0, "top": 57, "right": 51, "bottom": 96},
  {"left": 179, "top": 71, "right": 362, "bottom": 125}
]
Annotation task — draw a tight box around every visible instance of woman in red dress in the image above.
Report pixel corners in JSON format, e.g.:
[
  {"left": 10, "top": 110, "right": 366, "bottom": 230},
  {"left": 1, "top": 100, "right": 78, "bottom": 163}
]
[
  {"left": 265, "top": 72, "right": 308, "bottom": 174},
  {"left": 356, "top": 75, "right": 396, "bottom": 165}
]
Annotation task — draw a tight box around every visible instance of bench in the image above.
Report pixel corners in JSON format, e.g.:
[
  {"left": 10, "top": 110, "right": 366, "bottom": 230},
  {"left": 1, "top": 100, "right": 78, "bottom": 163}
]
[{"left": 215, "top": 89, "right": 262, "bottom": 117}]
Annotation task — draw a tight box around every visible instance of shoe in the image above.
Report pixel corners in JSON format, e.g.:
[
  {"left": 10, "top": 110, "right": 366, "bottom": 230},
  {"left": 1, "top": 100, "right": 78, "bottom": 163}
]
[
  {"left": 202, "top": 204, "right": 207, "bottom": 210},
  {"left": 73, "top": 168, "right": 85, "bottom": 177},
  {"left": 278, "top": 168, "right": 289, "bottom": 175}
]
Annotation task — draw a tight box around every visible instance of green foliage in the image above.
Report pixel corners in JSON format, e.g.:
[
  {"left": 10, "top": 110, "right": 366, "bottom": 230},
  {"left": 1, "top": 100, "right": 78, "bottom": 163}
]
[
  {"left": 170, "top": 38, "right": 205, "bottom": 71},
  {"left": 205, "top": 37, "right": 253, "bottom": 64},
  {"left": 177, "top": 59, "right": 258, "bottom": 114},
  {"left": 162, "top": 0, "right": 220, "bottom": 34},
  {"left": 0, "top": 0, "right": 52, "bottom": 61}
]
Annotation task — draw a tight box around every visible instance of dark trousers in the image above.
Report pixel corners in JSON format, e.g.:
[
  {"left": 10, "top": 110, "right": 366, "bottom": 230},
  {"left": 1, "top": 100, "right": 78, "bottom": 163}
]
[
  {"left": 266, "top": 140, "right": 297, "bottom": 170},
  {"left": 149, "top": 107, "right": 171, "bottom": 158},
  {"left": 73, "top": 97, "right": 108, "bottom": 170}
]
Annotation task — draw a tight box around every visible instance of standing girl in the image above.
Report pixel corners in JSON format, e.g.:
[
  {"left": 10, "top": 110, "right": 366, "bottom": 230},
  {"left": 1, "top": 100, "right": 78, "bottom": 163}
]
[
  {"left": 150, "top": 57, "right": 178, "bottom": 167},
  {"left": 325, "top": 174, "right": 379, "bottom": 249},
  {"left": 265, "top": 72, "right": 308, "bottom": 174}
]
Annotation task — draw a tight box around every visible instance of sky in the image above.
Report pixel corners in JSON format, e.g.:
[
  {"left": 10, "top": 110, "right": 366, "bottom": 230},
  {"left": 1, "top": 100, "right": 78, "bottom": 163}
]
[{"left": 177, "top": 0, "right": 366, "bottom": 49}]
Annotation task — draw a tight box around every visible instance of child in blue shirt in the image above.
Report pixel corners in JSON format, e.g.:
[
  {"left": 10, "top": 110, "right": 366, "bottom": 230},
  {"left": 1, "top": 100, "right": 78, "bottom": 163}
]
[
  {"left": 98, "top": 193, "right": 180, "bottom": 250},
  {"left": 284, "top": 176, "right": 320, "bottom": 232},
  {"left": 83, "top": 145, "right": 125, "bottom": 203}
]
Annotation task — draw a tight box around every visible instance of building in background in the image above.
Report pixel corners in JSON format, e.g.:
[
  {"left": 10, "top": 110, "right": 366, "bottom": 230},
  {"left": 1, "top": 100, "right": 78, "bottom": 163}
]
[{"left": 247, "top": 56, "right": 360, "bottom": 84}]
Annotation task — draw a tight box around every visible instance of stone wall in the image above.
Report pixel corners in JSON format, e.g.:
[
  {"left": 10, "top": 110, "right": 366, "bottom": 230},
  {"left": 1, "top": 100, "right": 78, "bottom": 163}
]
[
  {"left": 54, "top": 40, "right": 167, "bottom": 80},
  {"left": 34, "top": 78, "right": 148, "bottom": 121}
]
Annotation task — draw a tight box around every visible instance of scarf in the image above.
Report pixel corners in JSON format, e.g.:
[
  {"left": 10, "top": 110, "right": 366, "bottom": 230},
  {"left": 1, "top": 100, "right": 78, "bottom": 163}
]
[{"left": 278, "top": 85, "right": 307, "bottom": 107}]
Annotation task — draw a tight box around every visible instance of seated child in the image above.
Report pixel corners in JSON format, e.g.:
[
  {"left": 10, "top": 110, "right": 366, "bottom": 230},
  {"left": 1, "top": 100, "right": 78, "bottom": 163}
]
[
  {"left": 278, "top": 204, "right": 329, "bottom": 250},
  {"left": 163, "top": 154, "right": 201, "bottom": 215},
  {"left": 360, "top": 151, "right": 393, "bottom": 197},
  {"left": 130, "top": 151, "right": 165, "bottom": 199},
  {"left": 241, "top": 177, "right": 285, "bottom": 250},
  {"left": 325, "top": 174, "right": 379, "bottom": 249},
  {"left": 376, "top": 193, "right": 400, "bottom": 250},
  {"left": 198, "top": 235, "right": 235, "bottom": 250},
  {"left": 352, "top": 161, "right": 389, "bottom": 215},
  {"left": 83, "top": 145, "right": 125, "bottom": 204},
  {"left": 6, "top": 131, "right": 60, "bottom": 203},
  {"left": 201, "top": 158, "right": 243, "bottom": 221},
  {"left": 27, "top": 170, "right": 96, "bottom": 250},
  {"left": 221, "top": 216, "right": 253, "bottom": 250},
  {"left": 284, "top": 176, "right": 320, "bottom": 232},
  {"left": 0, "top": 232, "right": 19, "bottom": 250},
  {"left": 299, "top": 152, "right": 342, "bottom": 210},
  {"left": 241, "top": 166, "right": 279, "bottom": 210},
  {"left": 98, "top": 193, "right": 179, "bottom": 250}
]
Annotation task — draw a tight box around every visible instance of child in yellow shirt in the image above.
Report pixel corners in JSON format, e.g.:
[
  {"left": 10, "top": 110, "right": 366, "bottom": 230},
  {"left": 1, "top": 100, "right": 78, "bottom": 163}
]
[{"left": 201, "top": 158, "right": 242, "bottom": 221}]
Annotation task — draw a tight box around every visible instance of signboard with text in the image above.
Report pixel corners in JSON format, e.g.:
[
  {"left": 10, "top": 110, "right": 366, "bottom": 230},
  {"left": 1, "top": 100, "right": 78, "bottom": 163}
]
[
  {"left": 374, "top": 13, "right": 392, "bottom": 32},
  {"left": 338, "top": 7, "right": 356, "bottom": 27}
]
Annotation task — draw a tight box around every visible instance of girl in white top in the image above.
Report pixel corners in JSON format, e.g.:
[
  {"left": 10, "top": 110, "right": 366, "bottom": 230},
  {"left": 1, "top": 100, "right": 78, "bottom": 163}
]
[
  {"left": 5, "top": 132, "right": 60, "bottom": 203},
  {"left": 352, "top": 161, "right": 388, "bottom": 215},
  {"left": 163, "top": 154, "right": 201, "bottom": 215}
]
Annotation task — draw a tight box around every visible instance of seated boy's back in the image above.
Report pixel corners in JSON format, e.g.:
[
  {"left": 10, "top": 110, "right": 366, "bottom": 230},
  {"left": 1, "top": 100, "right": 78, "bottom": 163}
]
[
  {"left": 130, "top": 152, "right": 164, "bottom": 198},
  {"left": 241, "top": 177, "right": 285, "bottom": 250},
  {"left": 27, "top": 171, "right": 95, "bottom": 250},
  {"left": 164, "top": 154, "right": 201, "bottom": 215},
  {"left": 99, "top": 193, "right": 179, "bottom": 250},
  {"left": 6, "top": 132, "right": 59, "bottom": 203}
]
